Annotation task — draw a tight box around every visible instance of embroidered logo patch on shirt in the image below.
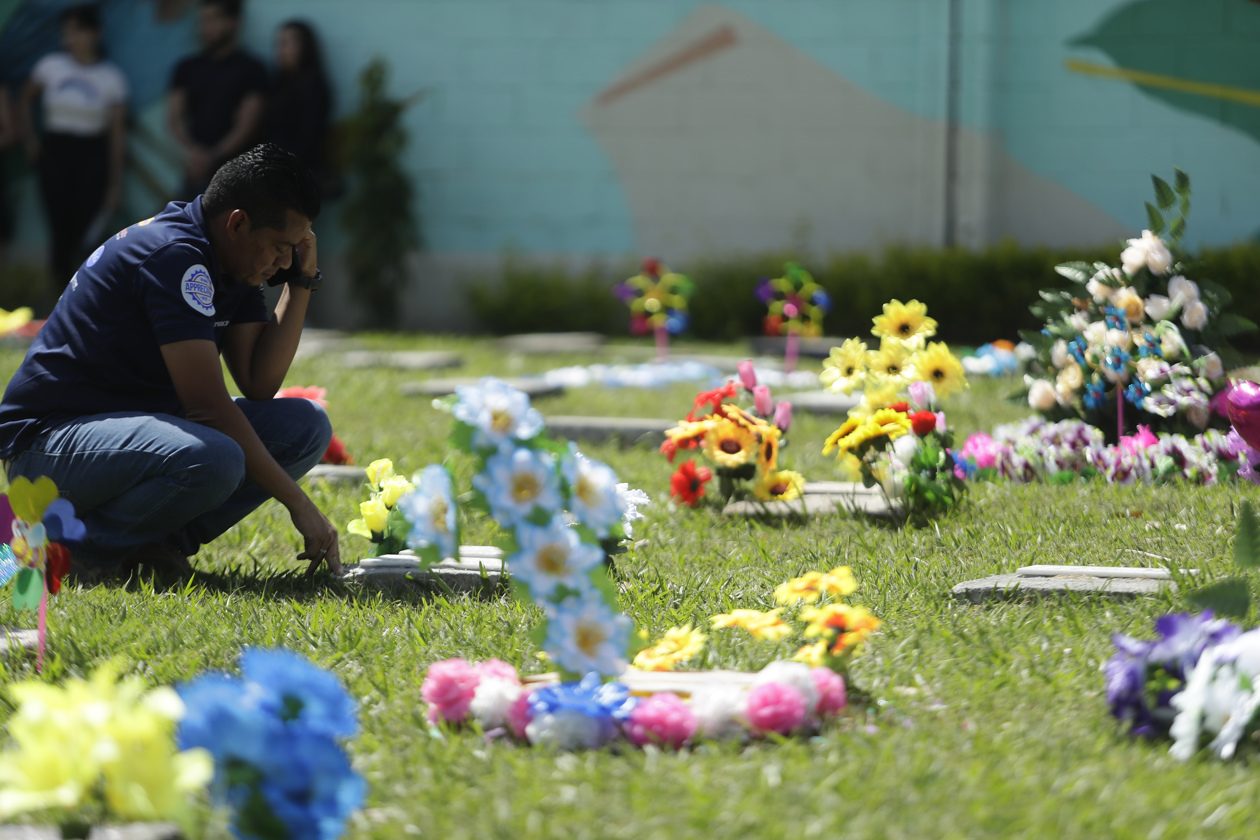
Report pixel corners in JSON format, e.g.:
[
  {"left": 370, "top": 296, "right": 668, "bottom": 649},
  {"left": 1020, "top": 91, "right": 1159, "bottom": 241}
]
[
  {"left": 86, "top": 246, "right": 104, "bottom": 267},
  {"left": 181, "top": 264, "right": 215, "bottom": 316}
]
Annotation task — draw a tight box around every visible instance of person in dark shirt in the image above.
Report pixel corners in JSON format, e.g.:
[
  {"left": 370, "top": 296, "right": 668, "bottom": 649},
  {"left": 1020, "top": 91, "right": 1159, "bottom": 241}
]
[
  {"left": 264, "top": 20, "right": 331, "bottom": 180},
  {"left": 0, "top": 144, "right": 341, "bottom": 580},
  {"left": 167, "top": 0, "right": 267, "bottom": 199}
]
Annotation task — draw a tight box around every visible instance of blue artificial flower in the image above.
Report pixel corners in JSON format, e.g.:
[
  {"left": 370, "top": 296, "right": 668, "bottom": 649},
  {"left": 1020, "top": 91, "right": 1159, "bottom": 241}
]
[
  {"left": 1067, "top": 338, "right": 1087, "bottom": 365},
  {"left": 1084, "top": 381, "right": 1106, "bottom": 409},
  {"left": 665, "top": 309, "right": 689, "bottom": 335},
  {"left": 451, "top": 377, "right": 545, "bottom": 450},
  {"left": 543, "top": 593, "right": 633, "bottom": 677},
  {"left": 527, "top": 672, "right": 637, "bottom": 746},
  {"left": 177, "top": 674, "right": 285, "bottom": 772},
  {"left": 240, "top": 649, "right": 359, "bottom": 738},
  {"left": 1138, "top": 333, "right": 1164, "bottom": 359},
  {"left": 561, "top": 448, "right": 627, "bottom": 538},
  {"left": 1104, "top": 347, "right": 1131, "bottom": 375},
  {"left": 812, "top": 289, "right": 831, "bottom": 311},
  {"left": 1104, "top": 305, "right": 1126, "bottom": 330},
  {"left": 510, "top": 515, "right": 603, "bottom": 601},
  {"left": 472, "top": 446, "right": 562, "bottom": 527},
  {"left": 257, "top": 733, "right": 366, "bottom": 840},
  {"left": 397, "top": 464, "right": 458, "bottom": 560},
  {"left": 1124, "top": 380, "right": 1151, "bottom": 408}
]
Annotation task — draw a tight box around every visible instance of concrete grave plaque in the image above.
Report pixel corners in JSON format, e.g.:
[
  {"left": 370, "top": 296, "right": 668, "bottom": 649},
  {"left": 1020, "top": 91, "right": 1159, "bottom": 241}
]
[
  {"left": 545, "top": 416, "right": 675, "bottom": 447},
  {"left": 341, "top": 546, "right": 506, "bottom": 594},
  {"left": 0, "top": 826, "right": 181, "bottom": 840},
  {"left": 497, "top": 332, "right": 606, "bottom": 354},
  {"left": 723, "top": 483, "right": 893, "bottom": 518},
  {"left": 302, "top": 464, "right": 365, "bottom": 485},
  {"left": 952, "top": 565, "right": 1183, "bottom": 603},
  {"left": 401, "top": 377, "right": 564, "bottom": 399},
  {"left": 340, "top": 350, "right": 463, "bottom": 371},
  {"left": 0, "top": 626, "right": 38, "bottom": 658},
  {"left": 785, "top": 390, "right": 860, "bottom": 416},
  {"left": 748, "top": 335, "right": 843, "bottom": 359}
]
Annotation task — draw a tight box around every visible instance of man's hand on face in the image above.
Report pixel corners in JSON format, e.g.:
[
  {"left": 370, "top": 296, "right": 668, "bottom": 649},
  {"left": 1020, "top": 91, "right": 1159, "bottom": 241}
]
[
  {"left": 291, "top": 496, "right": 342, "bottom": 576},
  {"left": 293, "top": 227, "right": 317, "bottom": 278}
]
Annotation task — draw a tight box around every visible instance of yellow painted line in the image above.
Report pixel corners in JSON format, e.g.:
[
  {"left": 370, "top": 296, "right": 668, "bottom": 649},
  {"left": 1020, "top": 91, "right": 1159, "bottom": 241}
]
[{"left": 1065, "top": 58, "right": 1260, "bottom": 108}]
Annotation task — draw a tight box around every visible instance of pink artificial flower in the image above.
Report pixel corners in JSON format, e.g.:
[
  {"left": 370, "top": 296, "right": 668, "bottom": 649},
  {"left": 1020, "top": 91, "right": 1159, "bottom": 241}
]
[
  {"left": 959, "top": 431, "right": 999, "bottom": 469},
  {"left": 475, "top": 658, "right": 520, "bottom": 683},
  {"left": 625, "top": 693, "right": 697, "bottom": 749},
  {"left": 1120, "top": 425, "right": 1159, "bottom": 454},
  {"left": 737, "top": 360, "right": 757, "bottom": 390},
  {"left": 507, "top": 686, "right": 535, "bottom": 740},
  {"left": 421, "top": 658, "right": 481, "bottom": 724},
  {"left": 810, "top": 668, "right": 847, "bottom": 717},
  {"left": 934, "top": 412, "right": 947, "bottom": 434},
  {"left": 1211, "top": 384, "right": 1234, "bottom": 417},
  {"left": 908, "top": 381, "right": 936, "bottom": 412},
  {"left": 746, "top": 682, "right": 808, "bottom": 736},
  {"left": 1228, "top": 381, "right": 1260, "bottom": 451},
  {"left": 753, "top": 385, "right": 774, "bottom": 417},
  {"left": 275, "top": 385, "right": 329, "bottom": 407},
  {"left": 773, "top": 400, "right": 793, "bottom": 433}
]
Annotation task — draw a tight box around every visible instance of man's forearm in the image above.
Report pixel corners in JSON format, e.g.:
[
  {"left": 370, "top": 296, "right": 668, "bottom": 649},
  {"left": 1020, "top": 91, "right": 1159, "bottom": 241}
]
[
  {"left": 247, "top": 283, "right": 310, "bottom": 396},
  {"left": 186, "top": 396, "right": 308, "bottom": 511}
]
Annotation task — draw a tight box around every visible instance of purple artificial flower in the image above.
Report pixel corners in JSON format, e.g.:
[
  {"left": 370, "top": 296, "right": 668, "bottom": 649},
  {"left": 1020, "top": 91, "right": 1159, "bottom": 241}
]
[
  {"left": 612, "top": 282, "right": 637, "bottom": 303},
  {"left": 755, "top": 278, "right": 777, "bottom": 305},
  {"left": 753, "top": 385, "right": 773, "bottom": 417},
  {"left": 737, "top": 360, "right": 757, "bottom": 390},
  {"left": 773, "top": 400, "right": 793, "bottom": 433}
]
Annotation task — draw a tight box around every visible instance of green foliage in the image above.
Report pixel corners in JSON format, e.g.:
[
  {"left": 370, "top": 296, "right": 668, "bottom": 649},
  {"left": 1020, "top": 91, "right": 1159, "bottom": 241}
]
[
  {"left": 467, "top": 255, "right": 628, "bottom": 335},
  {"left": 0, "top": 263, "right": 47, "bottom": 312},
  {"left": 1187, "top": 501, "right": 1260, "bottom": 619},
  {"left": 340, "top": 59, "right": 421, "bottom": 328}
]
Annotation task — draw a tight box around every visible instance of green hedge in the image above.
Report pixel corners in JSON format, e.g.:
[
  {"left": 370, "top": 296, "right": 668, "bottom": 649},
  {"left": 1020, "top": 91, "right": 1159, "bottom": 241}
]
[{"left": 468, "top": 241, "right": 1260, "bottom": 347}]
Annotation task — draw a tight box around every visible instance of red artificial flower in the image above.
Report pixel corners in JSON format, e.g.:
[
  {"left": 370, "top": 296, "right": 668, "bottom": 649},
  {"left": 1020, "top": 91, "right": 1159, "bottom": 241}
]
[
  {"left": 910, "top": 410, "right": 937, "bottom": 437},
  {"left": 660, "top": 438, "right": 679, "bottom": 463},
  {"left": 641, "top": 257, "right": 662, "bottom": 277},
  {"left": 276, "top": 385, "right": 330, "bottom": 407},
  {"left": 888, "top": 402, "right": 910, "bottom": 414},
  {"left": 45, "top": 542, "right": 70, "bottom": 595},
  {"left": 670, "top": 460, "right": 713, "bottom": 507},
  {"left": 630, "top": 313, "right": 651, "bottom": 336},
  {"left": 763, "top": 315, "right": 784, "bottom": 336},
  {"left": 687, "top": 382, "right": 740, "bottom": 421},
  {"left": 322, "top": 433, "right": 354, "bottom": 465}
]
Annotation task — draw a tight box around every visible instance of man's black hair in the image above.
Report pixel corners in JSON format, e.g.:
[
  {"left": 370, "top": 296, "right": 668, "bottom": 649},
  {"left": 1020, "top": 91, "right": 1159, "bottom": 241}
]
[
  {"left": 202, "top": 143, "right": 321, "bottom": 229},
  {"left": 202, "top": 0, "right": 243, "bottom": 20},
  {"left": 59, "top": 4, "right": 102, "bottom": 30}
]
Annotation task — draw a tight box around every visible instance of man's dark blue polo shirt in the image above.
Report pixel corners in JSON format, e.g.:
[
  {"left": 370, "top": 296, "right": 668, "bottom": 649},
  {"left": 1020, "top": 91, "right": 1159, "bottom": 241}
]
[{"left": 0, "top": 198, "right": 269, "bottom": 459}]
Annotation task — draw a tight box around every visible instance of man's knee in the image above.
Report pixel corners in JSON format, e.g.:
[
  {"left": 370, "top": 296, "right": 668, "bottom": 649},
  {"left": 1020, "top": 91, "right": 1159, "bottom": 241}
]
[
  {"left": 288, "top": 399, "right": 333, "bottom": 462},
  {"left": 179, "top": 435, "right": 246, "bottom": 502}
]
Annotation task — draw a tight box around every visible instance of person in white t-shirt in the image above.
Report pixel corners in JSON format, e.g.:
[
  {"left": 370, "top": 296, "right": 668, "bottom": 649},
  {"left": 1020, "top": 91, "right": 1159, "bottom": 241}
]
[{"left": 19, "top": 4, "right": 128, "bottom": 301}]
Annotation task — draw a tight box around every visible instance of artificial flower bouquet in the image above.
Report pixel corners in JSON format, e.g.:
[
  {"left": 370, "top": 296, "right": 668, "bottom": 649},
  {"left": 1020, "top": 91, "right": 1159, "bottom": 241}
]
[
  {"left": 756, "top": 261, "right": 830, "bottom": 339},
  {"left": 661, "top": 362, "right": 799, "bottom": 507},
  {"left": 1019, "top": 170, "right": 1252, "bottom": 440},
  {"left": 419, "top": 566, "right": 878, "bottom": 750},
  {"left": 275, "top": 385, "right": 354, "bottom": 465},
  {"left": 819, "top": 299, "right": 968, "bottom": 522}
]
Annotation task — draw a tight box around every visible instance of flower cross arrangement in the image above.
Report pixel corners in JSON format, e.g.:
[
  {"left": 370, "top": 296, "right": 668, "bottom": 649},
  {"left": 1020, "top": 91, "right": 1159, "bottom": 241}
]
[
  {"left": 661, "top": 362, "right": 799, "bottom": 508},
  {"left": 819, "top": 299, "right": 968, "bottom": 523},
  {"left": 612, "top": 258, "right": 695, "bottom": 361},
  {"left": 756, "top": 261, "right": 831, "bottom": 372},
  {"left": 348, "top": 378, "right": 647, "bottom": 680},
  {"left": 0, "top": 476, "right": 85, "bottom": 670},
  {"left": 1020, "top": 170, "right": 1251, "bottom": 441}
]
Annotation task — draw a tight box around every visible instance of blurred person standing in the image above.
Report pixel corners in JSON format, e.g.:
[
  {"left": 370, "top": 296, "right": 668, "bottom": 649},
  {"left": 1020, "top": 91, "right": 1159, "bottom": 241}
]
[
  {"left": 19, "top": 4, "right": 128, "bottom": 296},
  {"left": 264, "top": 20, "right": 331, "bottom": 184},
  {"left": 0, "top": 83, "right": 17, "bottom": 258},
  {"left": 167, "top": 0, "right": 267, "bottom": 199}
]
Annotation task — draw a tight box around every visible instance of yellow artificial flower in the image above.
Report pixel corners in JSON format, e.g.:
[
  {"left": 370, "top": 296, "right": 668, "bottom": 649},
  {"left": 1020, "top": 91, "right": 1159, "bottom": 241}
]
[
  {"left": 912, "top": 342, "right": 968, "bottom": 399},
  {"left": 774, "top": 571, "right": 826, "bottom": 605},
  {"left": 818, "top": 566, "right": 858, "bottom": 598},
  {"left": 365, "top": 458, "right": 395, "bottom": 492},
  {"left": 709, "top": 609, "right": 791, "bottom": 641},
  {"left": 378, "top": 475, "right": 414, "bottom": 508},
  {"left": 867, "top": 340, "right": 916, "bottom": 388},
  {"left": 822, "top": 417, "right": 864, "bottom": 456},
  {"left": 835, "top": 452, "right": 862, "bottom": 481},
  {"left": 755, "top": 425, "right": 782, "bottom": 472},
  {"left": 858, "top": 378, "right": 902, "bottom": 414},
  {"left": 824, "top": 408, "right": 909, "bottom": 457},
  {"left": 865, "top": 408, "right": 912, "bottom": 444},
  {"left": 820, "top": 338, "right": 868, "bottom": 395},
  {"left": 632, "top": 625, "right": 708, "bottom": 671},
  {"left": 359, "top": 498, "right": 389, "bottom": 535},
  {"left": 347, "top": 518, "right": 371, "bottom": 539},
  {"left": 754, "top": 469, "right": 805, "bottom": 502},
  {"left": 791, "top": 641, "right": 828, "bottom": 667},
  {"left": 871, "top": 299, "right": 937, "bottom": 346},
  {"left": 0, "top": 307, "right": 33, "bottom": 337},
  {"left": 800, "top": 603, "right": 882, "bottom": 654},
  {"left": 702, "top": 418, "right": 758, "bottom": 469},
  {"left": 665, "top": 418, "right": 715, "bottom": 447}
]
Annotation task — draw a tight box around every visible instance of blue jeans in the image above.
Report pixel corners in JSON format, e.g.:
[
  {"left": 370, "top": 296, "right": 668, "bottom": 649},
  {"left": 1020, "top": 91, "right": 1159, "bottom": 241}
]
[{"left": 6, "top": 398, "right": 332, "bottom": 564}]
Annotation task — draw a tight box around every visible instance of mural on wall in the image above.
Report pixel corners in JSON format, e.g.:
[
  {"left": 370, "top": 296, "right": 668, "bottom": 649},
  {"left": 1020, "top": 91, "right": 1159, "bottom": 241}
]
[
  {"left": 1068, "top": 0, "right": 1260, "bottom": 148},
  {"left": 581, "top": 4, "right": 1129, "bottom": 260}
]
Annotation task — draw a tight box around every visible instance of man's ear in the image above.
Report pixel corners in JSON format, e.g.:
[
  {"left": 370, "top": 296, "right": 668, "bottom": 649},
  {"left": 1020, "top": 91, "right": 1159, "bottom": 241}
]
[{"left": 225, "top": 209, "right": 251, "bottom": 240}]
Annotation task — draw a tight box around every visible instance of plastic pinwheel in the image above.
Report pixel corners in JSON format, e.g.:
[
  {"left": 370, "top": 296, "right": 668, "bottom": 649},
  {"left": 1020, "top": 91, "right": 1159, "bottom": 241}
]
[
  {"left": 0, "top": 476, "right": 85, "bottom": 669},
  {"left": 613, "top": 258, "right": 695, "bottom": 358},
  {"left": 757, "top": 262, "right": 830, "bottom": 339}
]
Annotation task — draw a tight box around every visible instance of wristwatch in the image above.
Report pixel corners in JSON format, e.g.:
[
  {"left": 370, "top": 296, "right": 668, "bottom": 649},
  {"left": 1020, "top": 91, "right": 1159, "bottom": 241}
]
[{"left": 290, "top": 269, "right": 322, "bottom": 292}]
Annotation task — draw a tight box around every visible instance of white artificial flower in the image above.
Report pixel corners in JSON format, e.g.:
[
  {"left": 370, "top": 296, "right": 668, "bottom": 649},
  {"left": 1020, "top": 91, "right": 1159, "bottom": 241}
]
[
  {"left": 1106, "top": 328, "right": 1133, "bottom": 351},
  {"left": 1145, "top": 294, "right": 1172, "bottom": 322},
  {"left": 1028, "top": 379, "right": 1057, "bottom": 411},
  {"left": 1112, "top": 287, "right": 1146, "bottom": 325},
  {"left": 881, "top": 468, "right": 906, "bottom": 501},
  {"left": 891, "top": 433, "right": 919, "bottom": 467},
  {"left": 1014, "top": 341, "right": 1037, "bottom": 362},
  {"left": 1200, "top": 352, "right": 1224, "bottom": 380},
  {"left": 452, "top": 377, "right": 545, "bottom": 450},
  {"left": 753, "top": 662, "right": 820, "bottom": 713},
  {"left": 1051, "top": 340, "right": 1069, "bottom": 369},
  {"left": 525, "top": 709, "right": 606, "bottom": 751},
  {"left": 1144, "top": 231, "right": 1173, "bottom": 274},
  {"left": 398, "top": 465, "right": 458, "bottom": 559},
  {"left": 509, "top": 516, "right": 603, "bottom": 601},
  {"left": 562, "top": 450, "right": 626, "bottom": 538},
  {"left": 616, "top": 483, "right": 650, "bottom": 539},
  {"left": 469, "top": 677, "right": 522, "bottom": 730},
  {"left": 1161, "top": 326, "right": 1187, "bottom": 360},
  {"left": 544, "top": 594, "right": 631, "bottom": 677},
  {"left": 1182, "top": 300, "right": 1209, "bottom": 331},
  {"left": 690, "top": 685, "right": 748, "bottom": 740},
  {"left": 1083, "top": 321, "right": 1107, "bottom": 348},
  {"left": 1170, "top": 630, "right": 1260, "bottom": 762},
  {"left": 1120, "top": 238, "right": 1149, "bottom": 277},
  {"left": 1187, "top": 404, "right": 1210, "bottom": 429},
  {"left": 472, "top": 446, "right": 562, "bottom": 527},
  {"left": 1055, "top": 363, "right": 1083, "bottom": 404},
  {"left": 1068, "top": 312, "right": 1090, "bottom": 333},
  {"left": 1135, "top": 358, "right": 1171, "bottom": 383},
  {"left": 1168, "top": 275, "right": 1200, "bottom": 307}
]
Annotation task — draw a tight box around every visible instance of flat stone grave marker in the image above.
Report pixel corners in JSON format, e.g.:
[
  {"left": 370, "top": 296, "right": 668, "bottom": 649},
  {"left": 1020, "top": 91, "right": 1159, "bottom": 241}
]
[
  {"left": 0, "top": 626, "right": 38, "bottom": 659},
  {"left": 951, "top": 564, "right": 1194, "bottom": 603},
  {"left": 723, "top": 482, "right": 893, "bottom": 518},
  {"left": 340, "top": 350, "right": 463, "bottom": 371},
  {"left": 401, "top": 377, "right": 564, "bottom": 400},
  {"left": 546, "top": 415, "right": 675, "bottom": 447},
  {"left": 748, "top": 335, "right": 844, "bottom": 359},
  {"left": 341, "top": 546, "right": 505, "bottom": 594},
  {"left": 0, "top": 825, "right": 181, "bottom": 840},
  {"left": 497, "top": 332, "right": 606, "bottom": 354},
  {"left": 293, "top": 328, "right": 351, "bottom": 360},
  {"left": 303, "top": 464, "right": 365, "bottom": 485},
  {"left": 784, "top": 390, "right": 860, "bottom": 416}
]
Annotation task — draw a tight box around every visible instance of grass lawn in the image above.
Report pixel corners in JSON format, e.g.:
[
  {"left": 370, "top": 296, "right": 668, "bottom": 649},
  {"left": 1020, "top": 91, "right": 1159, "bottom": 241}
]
[{"left": 1, "top": 334, "right": 1258, "bottom": 839}]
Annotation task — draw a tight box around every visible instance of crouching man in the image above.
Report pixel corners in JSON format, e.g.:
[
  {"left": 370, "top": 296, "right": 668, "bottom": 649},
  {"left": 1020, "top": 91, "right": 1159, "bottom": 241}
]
[{"left": 0, "top": 143, "right": 341, "bottom": 579}]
